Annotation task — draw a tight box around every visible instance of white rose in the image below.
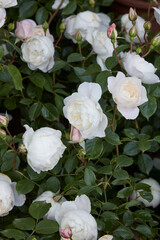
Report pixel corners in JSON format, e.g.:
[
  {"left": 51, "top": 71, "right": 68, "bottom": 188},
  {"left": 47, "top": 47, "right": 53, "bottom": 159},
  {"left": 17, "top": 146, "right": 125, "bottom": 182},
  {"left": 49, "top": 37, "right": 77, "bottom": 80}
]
[
  {"left": 0, "top": 0, "right": 17, "bottom": 8},
  {"left": 52, "top": 0, "right": 69, "bottom": 9},
  {"left": 98, "top": 235, "right": 113, "bottom": 240},
  {"left": 91, "top": 30, "right": 116, "bottom": 70},
  {"left": 120, "top": 51, "right": 160, "bottom": 84},
  {"left": 33, "top": 191, "right": 66, "bottom": 220},
  {"left": 21, "top": 35, "right": 55, "bottom": 72},
  {"left": 0, "top": 173, "right": 26, "bottom": 217},
  {"left": 0, "top": 8, "right": 6, "bottom": 28},
  {"left": 63, "top": 11, "right": 110, "bottom": 43},
  {"left": 108, "top": 72, "right": 148, "bottom": 119},
  {"left": 153, "top": 7, "right": 160, "bottom": 25},
  {"left": 63, "top": 82, "right": 108, "bottom": 139},
  {"left": 55, "top": 195, "right": 97, "bottom": 240},
  {"left": 130, "top": 178, "right": 160, "bottom": 208},
  {"left": 22, "top": 125, "right": 66, "bottom": 174},
  {"left": 121, "top": 14, "right": 146, "bottom": 43}
]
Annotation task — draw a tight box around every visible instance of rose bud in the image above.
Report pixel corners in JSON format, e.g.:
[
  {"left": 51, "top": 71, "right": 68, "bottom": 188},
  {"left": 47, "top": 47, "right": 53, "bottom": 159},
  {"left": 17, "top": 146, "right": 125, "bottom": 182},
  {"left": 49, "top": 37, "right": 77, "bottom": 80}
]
[
  {"left": 15, "top": 19, "right": 36, "bottom": 39},
  {"left": 144, "top": 21, "right": 151, "bottom": 32},
  {"left": 107, "top": 23, "right": 117, "bottom": 43},
  {"left": 75, "top": 31, "right": 82, "bottom": 44},
  {"left": 0, "top": 115, "right": 9, "bottom": 127},
  {"left": 42, "top": 21, "right": 49, "bottom": 33},
  {"left": 136, "top": 47, "right": 142, "bottom": 54},
  {"left": 150, "top": 35, "right": 160, "bottom": 49},
  {"left": 129, "top": 8, "right": 137, "bottom": 22},
  {"left": 19, "top": 144, "right": 27, "bottom": 153},
  {"left": 89, "top": 0, "right": 95, "bottom": 8},
  {"left": 129, "top": 25, "right": 137, "bottom": 41},
  {"left": 70, "top": 125, "right": 84, "bottom": 143},
  {"left": 0, "top": 129, "right": 6, "bottom": 140},
  {"left": 60, "top": 227, "right": 72, "bottom": 239},
  {"left": 59, "top": 22, "right": 65, "bottom": 34}
]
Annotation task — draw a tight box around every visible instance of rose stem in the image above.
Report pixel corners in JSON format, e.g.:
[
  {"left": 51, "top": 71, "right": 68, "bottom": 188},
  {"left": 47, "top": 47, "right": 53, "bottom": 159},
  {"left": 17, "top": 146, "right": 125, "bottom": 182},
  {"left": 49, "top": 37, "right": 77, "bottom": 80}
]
[
  {"left": 55, "top": 33, "right": 63, "bottom": 48},
  {"left": 130, "top": 41, "right": 133, "bottom": 53},
  {"left": 48, "top": 0, "right": 65, "bottom": 25},
  {"left": 113, "top": 43, "right": 124, "bottom": 73},
  {"left": 111, "top": 104, "right": 119, "bottom": 157}
]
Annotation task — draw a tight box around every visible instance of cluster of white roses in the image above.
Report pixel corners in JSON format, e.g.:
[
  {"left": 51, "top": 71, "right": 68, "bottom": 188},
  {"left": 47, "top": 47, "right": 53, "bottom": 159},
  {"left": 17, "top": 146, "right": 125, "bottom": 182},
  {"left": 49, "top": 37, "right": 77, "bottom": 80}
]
[{"left": 0, "top": 0, "right": 17, "bottom": 28}]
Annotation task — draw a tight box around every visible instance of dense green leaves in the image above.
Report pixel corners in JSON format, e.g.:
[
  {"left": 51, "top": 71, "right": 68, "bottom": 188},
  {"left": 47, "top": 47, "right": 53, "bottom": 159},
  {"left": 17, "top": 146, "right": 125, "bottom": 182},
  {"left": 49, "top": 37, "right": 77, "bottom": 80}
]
[
  {"left": 16, "top": 179, "right": 35, "bottom": 194},
  {"left": 1, "top": 229, "right": 25, "bottom": 240},
  {"left": 13, "top": 217, "right": 35, "bottom": 230},
  {"left": 7, "top": 65, "right": 23, "bottom": 91},
  {"left": 86, "top": 138, "right": 103, "bottom": 159},
  {"left": 140, "top": 96, "right": 157, "bottom": 120},
  {"left": 29, "top": 201, "right": 51, "bottom": 220},
  {"left": 35, "top": 220, "right": 59, "bottom": 234}
]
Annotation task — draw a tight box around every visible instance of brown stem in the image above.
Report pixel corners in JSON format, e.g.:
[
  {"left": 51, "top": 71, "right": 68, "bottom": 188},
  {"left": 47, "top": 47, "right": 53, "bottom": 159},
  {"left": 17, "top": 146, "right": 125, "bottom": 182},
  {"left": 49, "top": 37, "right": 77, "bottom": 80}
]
[
  {"left": 113, "top": 43, "right": 124, "bottom": 72},
  {"left": 142, "top": 49, "right": 151, "bottom": 58},
  {"left": 6, "top": 128, "right": 15, "bottom": 149},
  {"left": 147, "top": 2, "right": 151, "bottom": 20},
  {"left": 48, "top": 0, "right": 65, "bottom": 25},
  {"left": 4, "top": 140, "right": 14, "bottom": 150},
  {"left": 55, "top": 33, "right": 63, "bottom": 48},
  {"left": 130, "top": 41, "right": 132, "bottom": 53},
  {"left": 9, "top": 50, "right": 17, "bottom": 65}
]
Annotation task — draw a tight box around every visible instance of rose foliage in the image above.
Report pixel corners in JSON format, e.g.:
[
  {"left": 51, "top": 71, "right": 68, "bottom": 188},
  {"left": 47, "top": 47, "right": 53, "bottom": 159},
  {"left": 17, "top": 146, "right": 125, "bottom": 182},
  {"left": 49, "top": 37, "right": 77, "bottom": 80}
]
[{"left": 0, "top": 0, "right": 160, "bottom": 240}]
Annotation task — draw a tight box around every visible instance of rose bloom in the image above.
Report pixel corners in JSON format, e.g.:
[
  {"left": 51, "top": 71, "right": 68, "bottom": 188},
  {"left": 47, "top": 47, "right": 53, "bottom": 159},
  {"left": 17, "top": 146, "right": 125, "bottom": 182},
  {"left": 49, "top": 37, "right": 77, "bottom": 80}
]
[
  {"left": 0, "top": 8, "right": 6, "bottom": 28},
  {"left": 0, "top": 0, "right": 17, "bottom": 8},
  {"left": 91, "top": 30, "right": 115, "bottom": 70},
  {"left": 98, "top": 235, "right": 113, "bottom": 240},
  {"left": 15, "top": 19, "right": 36, "bottom": 39},
  {"left": 21, "top": 35, "right": 55, "bottom": 72},
  {"left": 0, "top": 173, "right": 26, "bottom": 217},
  {"left": 153, "top": 7, "right": 160, "bottom": 25},
  {"left": 63, "top": 11, "right": 110, "bottom": 43},
  {"left": 55, "top": 195, "right": 97, "bottom": 240},
  {"left": 120, "top": 52, "right": 160, "bottom": 84},
  {"left": 52, "top": 0, "right": 69, "bottom": 9},
  {"left": 22, "top": 125, "right": 66, "bottom": 173},
  {"left": 33, "top": 191, "right": 66, "bottom": 220},
  {"left": 70, "top": 125, "right": 84, "bottom": 143},
  {"left": 32, "top": 25, "right": 45, "bottom": 36},
  {"left": 63, "top": 82, "right": 108, "bottom": 139},
  {"left": 108, "top": 72, "right": 148, "bottom": 119},
  {"left": 130, "top": 178, "right": 160, "bottom": 208},
  {"left": 121, "top": 14, "right": 146, "bottom": 43}
]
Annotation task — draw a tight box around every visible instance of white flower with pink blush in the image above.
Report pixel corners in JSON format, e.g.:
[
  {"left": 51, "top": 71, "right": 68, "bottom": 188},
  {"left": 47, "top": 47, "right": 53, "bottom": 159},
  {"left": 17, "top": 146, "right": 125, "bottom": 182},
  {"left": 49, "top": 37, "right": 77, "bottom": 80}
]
[
  {"left": 120, "top": 51, "right": 160, "bottom": 84},
  {"left": 63, "top": 82, "right": 108, "bottom": 139},
  {"left": 0, "top": 0, "right": 17, "bottom": 8},
  {"left": 98, "top": 235, "right": 113, "bottom": 240},
  {"left": 153, "top": 7, "right": 160, "bottom": 25},
  {"left": 55, "top": 195, "right": 97, "bottom": 240},
  {"left": 0, "top": 8, "right": 6, "bottom": 28},
  {"left": 70, "top": 125, "right": 84, "bottom": 143},
  {"left": 108, "top": 72, "right": 148, "bottom": 119},
  {"left": 15, "top": 19, "right": 36, "bottom": 39}
]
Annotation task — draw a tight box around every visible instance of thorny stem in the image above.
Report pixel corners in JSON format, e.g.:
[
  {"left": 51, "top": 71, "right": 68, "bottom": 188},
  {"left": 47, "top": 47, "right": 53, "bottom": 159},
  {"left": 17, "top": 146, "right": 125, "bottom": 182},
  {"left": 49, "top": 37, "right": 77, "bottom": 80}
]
[
  {"left": 55, "top": 33, "right": 63, "bottom": 48},
  {"left": 113, "top": 43, "right": 124, "bottom": 73},
  {"left": 48, "top": 0, "right": 65, "bottom": 25}
]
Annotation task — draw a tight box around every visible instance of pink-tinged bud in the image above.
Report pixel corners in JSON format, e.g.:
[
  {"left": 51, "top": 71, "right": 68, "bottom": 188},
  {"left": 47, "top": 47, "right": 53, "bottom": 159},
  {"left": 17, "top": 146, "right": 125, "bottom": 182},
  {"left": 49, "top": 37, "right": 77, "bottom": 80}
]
[
  {"left": 151, "top": 35, "right": 160, "bottom": 48},
  {"left": 19, "top": 144, "right": 27, "bottom": 153},
  {"left": 129, "top": 8, "right": 137, "bottom": 22},
  {"left": 75, "top": 31, "right": 82, "bottom": 44},
  {"left": 129, "top": 25, "right": 137, "bottom": 40},
  {"left": 70, "top": 126, "right": 84, "bottom": 143},
  {"left": 60, "top": 227, "right": 72, "bottom": 239},
  {"left": 15, "top": 19, "right": 36, "bottom": 39},
  {"left": 0, "top": 115, "right": 9, "bottom": 127},
  {"left": 144, "top": 21, "right": 151, "bottom": 32},
  {"left": 0, "top": 129, "right": 6, "bottom": 140},
  {"left": 107, "top": 24, "right": 118, "bottom": 43}
]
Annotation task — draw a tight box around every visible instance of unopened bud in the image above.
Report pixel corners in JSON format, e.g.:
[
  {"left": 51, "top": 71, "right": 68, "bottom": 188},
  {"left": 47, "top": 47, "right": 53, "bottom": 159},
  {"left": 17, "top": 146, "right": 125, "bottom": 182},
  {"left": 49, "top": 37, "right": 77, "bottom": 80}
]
[
  {"left": 70, "top": 126, "right": 84, "bottom": 143},
  {"left": 76, "top": 31, "right": 82, "bottom": 44},
  {"left": 151, "top": 35, "right": 160, "bottom": 48},
  {"left": 0, "top": 115, "right": 9, "bottom": 128},
  {"left": 60, "top": 227, "right": 72, "bottom": 239},
  {"left": 59, "top": 22, "right": 65, "bottom": 34},
  {"left": 129, "top": 25, "right": 137, "bottom": 41},
  {"left": 78, "top": 148, "right": 86, "bottom": 158},
  {"left": 107, "top": 23, "right": 118, "bottom": 44},
  {"left": 8, "top": 22, "right": 15, "bottom": 32},
  {"left": 136, "top": 47, "right": 142, "bottom": 54},
  {"left": 129, "top": 8, "right": 137, "bottom": 22},
  {"left": 144, "top": 21, "right": 151, "bottom": 32},
  {"left": 42, "top": 21, "right": 49, "bottom": 33},
  {"left": 0, "top": 129, "right": 6, "bottom": 140},
  {"left": 89, "top": 0, "right": 95, "bottom": 8},
  {"left": 19, "top": 144, "right": 27, "bottom": 153}
]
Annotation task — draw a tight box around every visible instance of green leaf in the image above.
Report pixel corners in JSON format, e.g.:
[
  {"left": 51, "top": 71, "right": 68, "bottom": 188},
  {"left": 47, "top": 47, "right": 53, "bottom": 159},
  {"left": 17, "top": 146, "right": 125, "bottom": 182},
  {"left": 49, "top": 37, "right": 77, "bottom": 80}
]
[
  {"left": 115, "top": 226, "right": 134, "bottom": 239},
  {"left": 30, "top": 72, "right": 46, "bottom": 88},
  {"left": 20, "top": 98, "right": 33, "bottom": 105},
  {"left": 123, "top": 142, "right": 140, "bottom": 156},
  {"left": 137, "top": 140, "right": 151, "bottom": 152},
  {"left": 19, "top": 1, "right": 38, "bottom": 19},
  {"left": 123, "top": 211, "right": 134, "bottom": 226},
  {"left": 139, "top": 191, "right": 153, "bottom": 203},
  {"left": 96, "top": 71, "right": 111, "bottom": 94},
  {"left": 16, "top": 179, "right": 35, "bottom": 194},
  {"left": 86, "top": 138, "right": 103, "bottom": 160},
  {"left": 116, "top": 155, "right": 133, "bottom": 167},
  {"left": 62, "top": 0, "right": 77, "bottom": 15},
  {"left": 98, "top": 165, "right": 112, "bottom": 175},
  {"left": 1, "top": 151, "right": 20, "bottom": 172},
  {"left": 123, "top": 128, "right": 137, "bottom": 139},
  {"left": 140, "top": 96, "right": 157, "bottom": 120},
  {"left": 154, "top": 55, "right": 160, "bottom": 70},
  {"left": 67, "top": 53, "right": 85, "bottom": 63},
  {"left": 65, "top": 156, "right": 78, "bottom": 173},
  {"left": 29, "top": 201, "right": 51, "bottom": 220},
  {"left": 1, "top": 229, "right": 25, "bottom": 240},
  {"left": 113, "top": 169, "right": 129, "bottom": 180},
  {"left": 74, "top": 67, "right": 92, "bottom": 82},
  {"left": 50, "top": 60, "right": 66, "bottom": 72},
  {"left": 135, "top": 183, "right": 151, "bottom": 191},
  {"left": 105, "top": 128, "right": 121, "bottom": 145},
  {"left": 35, "top": 220, "right": 59, "bottom": 234},
  {"left": 35, "top": 7, "right": 48, "bottom": 24},
  {"left": 0, "top": 45, "right": 4, "bottom": 59},
  {"left": 84, "top": 168, "right": 96, "bottom": 186},
  {"left": 82, "top": 63, "right": 101, "bottom": 76},
  {"left": 135, "top": 225, "right": 153, "bottom": 237},
  {"left": 41, "top": 103, "right": 59, "bottom": 121},
  {"left": 29, "top": 102, "right": 42, "bottom": 121},
  {"left": 78, "top": 185, "right": 96, "bottom": 195},
  {"left": 153, "top": 135, "right": 160, "bottom": 143},
  {"left": 138, "top": 154, "right": 153, "bottom": 175},
  {"left": 117, "top": 187, "right": 133, "bottom": 198},
  {"left": 105, "top": 56, "right": 118, "bottom": 69},
  {"left": 13, "top": 217, "right": 35, "bottom": 230},
  {"left": 7, "top": 65, "right": 23, "bottom": 91},
  {"left": 102, "top": 211, "right": 119, "bottom": 220},
  {"left": 134, "top": 210, "right": 152, "bottom": 221},
  {"left": 103, "top": 202, "right": 118, "bottom": 210},
  {"left": 125, "top": 200, "right": 140, "bottom": 208}
]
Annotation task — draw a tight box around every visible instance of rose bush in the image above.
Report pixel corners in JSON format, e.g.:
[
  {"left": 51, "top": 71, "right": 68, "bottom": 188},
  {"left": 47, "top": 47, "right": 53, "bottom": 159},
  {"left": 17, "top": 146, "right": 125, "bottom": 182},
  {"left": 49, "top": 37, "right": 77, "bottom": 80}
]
[{"left": 0, "top": 0, "right": 160, "bottom": 240}]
